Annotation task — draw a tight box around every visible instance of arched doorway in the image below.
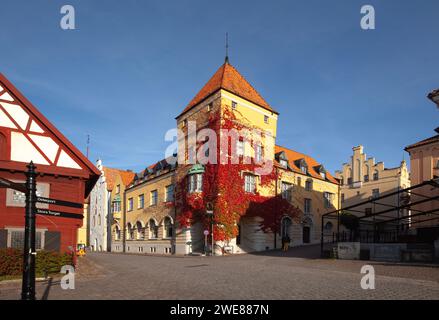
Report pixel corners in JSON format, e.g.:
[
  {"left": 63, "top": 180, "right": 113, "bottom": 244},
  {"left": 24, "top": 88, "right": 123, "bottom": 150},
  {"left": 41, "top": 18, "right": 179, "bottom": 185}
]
[{"left": 302, "top": 217, "right": 313, "bottom": 244}]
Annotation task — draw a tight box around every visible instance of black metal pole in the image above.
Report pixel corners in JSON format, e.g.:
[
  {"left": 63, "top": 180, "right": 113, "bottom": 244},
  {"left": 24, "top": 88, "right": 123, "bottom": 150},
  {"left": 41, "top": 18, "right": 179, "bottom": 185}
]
[{"left": 21, "top": 161, "right": 37, "bottom": 300}]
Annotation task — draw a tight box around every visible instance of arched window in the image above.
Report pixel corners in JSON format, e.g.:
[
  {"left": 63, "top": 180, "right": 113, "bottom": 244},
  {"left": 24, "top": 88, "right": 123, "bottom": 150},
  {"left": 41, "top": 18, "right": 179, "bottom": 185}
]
[
  {"left": 136, "top": 221, "right": 144, "bottom": 240},
  {"left": 364, "top": 164, "right": 370, "bottom": 182},
  {"left": 163, "top": 217, "right": 173, "bottom": 238},
  {"left": 373, "top": 170, "right": 379, "bottom": 181},
  {"left": 149, "top": 219, "right": 158, "bottom": 239},
  {"left": 114, "top": 225, "right": 121, "bottom": 241},
  {"left": 127, "top": 223, "right": 133, "bottom": 240},
  {"left": 347, "top": 169, "right": 353, "bottom": 185},
  {"left": 324, "top": 221, "right": 333, "bottom": 231}
]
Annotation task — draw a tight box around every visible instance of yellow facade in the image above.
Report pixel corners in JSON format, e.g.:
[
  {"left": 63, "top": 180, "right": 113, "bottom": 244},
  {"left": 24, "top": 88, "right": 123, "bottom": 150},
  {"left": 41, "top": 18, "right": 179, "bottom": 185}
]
[{"left": 77, "top": 200, "right": 89, "bottom": 248}]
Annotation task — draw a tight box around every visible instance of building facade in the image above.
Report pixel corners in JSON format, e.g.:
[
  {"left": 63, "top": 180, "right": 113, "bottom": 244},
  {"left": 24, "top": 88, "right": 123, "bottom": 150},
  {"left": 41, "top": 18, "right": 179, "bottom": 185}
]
[
  {"left": 110, "top": 60, "right": 340, "bottom": 255},
  {"left": 0, "top": 73, "right": 99, "bottom": 253},
  {"left": 405, "top": 129, "right": 439, "bottom": 228},
  {"left": 89, "top": 161, "right": 135, "bottom": 252},
  {"left": 335, "top": 145, "right": 410, "bottom": 226},
  {"left": 109, "top": 169, "right": 135, "bottom": 252},
  {"left": 77, "top": 197, "right": 89, "bottom": 249}
]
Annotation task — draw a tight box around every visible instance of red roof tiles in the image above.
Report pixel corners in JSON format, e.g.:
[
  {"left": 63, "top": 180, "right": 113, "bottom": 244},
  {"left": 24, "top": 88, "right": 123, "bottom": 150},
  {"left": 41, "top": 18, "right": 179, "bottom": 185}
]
[
  {"left": 102, "top": 167, "right": 135, "bottom": 191},
  {"left": 179, "top": 62, "right": 277, "bottom": 117},
  {"left": 275, "top": 145, "right": 339, "bottom": 185}
]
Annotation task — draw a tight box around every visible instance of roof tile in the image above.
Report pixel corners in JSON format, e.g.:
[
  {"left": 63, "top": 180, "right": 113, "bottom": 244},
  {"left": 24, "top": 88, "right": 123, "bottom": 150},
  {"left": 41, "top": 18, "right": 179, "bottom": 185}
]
[{"left": 179, "top": 62, "right": 277, "bottom": 117}]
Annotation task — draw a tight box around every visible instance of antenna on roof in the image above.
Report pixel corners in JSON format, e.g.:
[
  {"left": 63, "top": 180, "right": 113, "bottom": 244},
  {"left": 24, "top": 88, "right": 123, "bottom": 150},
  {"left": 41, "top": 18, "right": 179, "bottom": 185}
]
[
  {"left": 86, "top": 134, "right": 90, "bottom": 159},
  {"left": 225, "top": 32, "right": 229, "bottom": 64}
]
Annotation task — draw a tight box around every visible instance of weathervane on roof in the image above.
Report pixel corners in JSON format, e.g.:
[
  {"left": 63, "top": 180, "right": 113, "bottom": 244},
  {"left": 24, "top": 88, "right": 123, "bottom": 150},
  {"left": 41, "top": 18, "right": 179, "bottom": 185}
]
[{"left": 225, "top": 32, "right": 229, "bottom": 64}]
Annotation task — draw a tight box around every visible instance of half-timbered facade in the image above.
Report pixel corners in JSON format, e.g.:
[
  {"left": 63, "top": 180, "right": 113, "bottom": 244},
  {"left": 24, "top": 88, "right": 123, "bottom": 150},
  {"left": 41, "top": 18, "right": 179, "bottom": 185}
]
[{"left": 0, "top": 73, "right": 100, "bottom": 253}]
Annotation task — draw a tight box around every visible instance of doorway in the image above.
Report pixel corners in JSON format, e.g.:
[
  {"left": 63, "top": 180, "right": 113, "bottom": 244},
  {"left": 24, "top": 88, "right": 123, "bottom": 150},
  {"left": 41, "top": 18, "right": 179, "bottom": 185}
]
[{"left": 303, "top": 226, "right": 310, "bottom": 244}]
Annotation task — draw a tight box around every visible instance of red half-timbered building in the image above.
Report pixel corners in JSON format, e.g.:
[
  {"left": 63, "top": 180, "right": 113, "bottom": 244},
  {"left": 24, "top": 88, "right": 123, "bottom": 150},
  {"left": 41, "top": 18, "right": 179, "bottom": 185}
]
[{"left": 0, "top": 73, "right": 99, "bottom": 253}]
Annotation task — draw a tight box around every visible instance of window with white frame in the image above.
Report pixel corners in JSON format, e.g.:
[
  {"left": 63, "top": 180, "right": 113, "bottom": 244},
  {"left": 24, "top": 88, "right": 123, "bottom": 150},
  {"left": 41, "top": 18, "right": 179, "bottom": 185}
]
[
  {"left": 165, "top": 185, "right": 174, "bottom": 202},
  {"left": 281, "top": 182, "right": 292, "bottom": 201},
  {"left": 255, "top": 144, "right": 263, "bottom": 163},
  {"left": 305, "top": 179, "right": 313, "bottom": 191},
  {"left": 10, "top": 230, "right": 43, "bottom": 250},
  {"left": 127, "top": 198, "right": 133, "bottom": 212},
  {"left": 244, "top": 174, "right": 256, "bottom": 193},
  {"left": 150, "top": 190, "right": 158, "bottom": 206},
  {"left": 138, "top": 194, "right": 144, "bottom": 209},
  {"left": 323, "top": 192, "right": 334, "bottom": 208},
  {"left": 304, "top": 198, "right": 312, "bottom": 214},
  {"left": 236, "top": 139, "right": 244, "bottom": 156},
  {"left": 188, "top": 173, "right": 203, "bottom": 193},
  {"left": 280, "top": 159, "right": 288, "bottom": 167},
  {"left": 301, "top": 164, "right": 308, "bottom": 175},
  {"left": 113, "top": 200, "right": 121, "bottom": 213}
]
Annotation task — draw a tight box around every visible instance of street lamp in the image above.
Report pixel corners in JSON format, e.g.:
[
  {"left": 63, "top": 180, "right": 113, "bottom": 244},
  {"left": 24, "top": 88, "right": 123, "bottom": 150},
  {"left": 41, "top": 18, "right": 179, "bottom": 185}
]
[{"left": 427, "top": 89, "right": 439, "bottom": 109}]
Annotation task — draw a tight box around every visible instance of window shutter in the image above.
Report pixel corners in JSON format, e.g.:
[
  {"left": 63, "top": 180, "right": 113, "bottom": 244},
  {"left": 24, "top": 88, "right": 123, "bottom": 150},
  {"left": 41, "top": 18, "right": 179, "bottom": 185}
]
[
  {"left": 44, "top": 231, "right": 61, "bottom": 252},
  {"left": 0, "top": 229, "right": 7, "bottom": 248}
]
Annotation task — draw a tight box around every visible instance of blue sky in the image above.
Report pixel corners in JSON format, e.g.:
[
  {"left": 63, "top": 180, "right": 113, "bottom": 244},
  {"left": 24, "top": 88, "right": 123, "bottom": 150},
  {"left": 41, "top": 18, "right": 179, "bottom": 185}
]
[{"left": 1, "top": 0, "right": 438, "bottom": 173}]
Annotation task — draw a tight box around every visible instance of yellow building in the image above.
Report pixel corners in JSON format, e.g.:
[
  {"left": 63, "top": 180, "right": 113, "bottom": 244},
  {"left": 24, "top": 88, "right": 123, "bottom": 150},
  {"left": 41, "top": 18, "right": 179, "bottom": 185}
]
[
  {"left": 109, "top": 169, "right": 135, "bottom": 252},
  {"left": 76, "top": 197, "right": 89, "bottom": 249},
  {"left": 113, "top": 59, "right": 338, "bottom": 255},
  {"left": 335, "top": 145, "right": 410, "bottom": 216}
]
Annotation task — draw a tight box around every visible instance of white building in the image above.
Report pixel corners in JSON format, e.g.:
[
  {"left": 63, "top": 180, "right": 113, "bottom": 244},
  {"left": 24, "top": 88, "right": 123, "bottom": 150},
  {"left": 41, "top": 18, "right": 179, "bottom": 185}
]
[{"left": 89, "top": 160, "right": 113, "bottom": 252}]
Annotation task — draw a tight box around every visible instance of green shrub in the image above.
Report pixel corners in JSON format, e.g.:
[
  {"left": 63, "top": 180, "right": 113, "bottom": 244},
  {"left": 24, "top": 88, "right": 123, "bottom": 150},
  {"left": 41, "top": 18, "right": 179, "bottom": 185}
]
[{"left": 0, "top": 248, "right": 73, "bottom": 277}]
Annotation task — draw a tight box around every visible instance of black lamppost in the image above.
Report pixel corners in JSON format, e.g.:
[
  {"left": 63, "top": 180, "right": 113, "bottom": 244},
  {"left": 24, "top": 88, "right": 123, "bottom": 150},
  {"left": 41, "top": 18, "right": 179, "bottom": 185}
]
[
  {"left": 22, "top": 162, "right": 37, "bottom": 300},
  {"left": 206, "top": 202, "right": 214, "bottom": 256}
]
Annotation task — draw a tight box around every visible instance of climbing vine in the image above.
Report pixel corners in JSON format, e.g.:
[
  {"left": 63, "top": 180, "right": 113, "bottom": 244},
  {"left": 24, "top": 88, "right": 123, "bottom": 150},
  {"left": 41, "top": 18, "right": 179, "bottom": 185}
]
[{"left": 176, "top": 106, "right": 301, "bottom": 242}]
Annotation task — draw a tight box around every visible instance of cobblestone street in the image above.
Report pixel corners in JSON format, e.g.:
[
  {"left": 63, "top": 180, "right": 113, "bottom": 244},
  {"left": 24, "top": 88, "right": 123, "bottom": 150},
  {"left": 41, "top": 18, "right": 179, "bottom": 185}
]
[{"left": 1, "top": 246, "right": 439, "bottom": 300}]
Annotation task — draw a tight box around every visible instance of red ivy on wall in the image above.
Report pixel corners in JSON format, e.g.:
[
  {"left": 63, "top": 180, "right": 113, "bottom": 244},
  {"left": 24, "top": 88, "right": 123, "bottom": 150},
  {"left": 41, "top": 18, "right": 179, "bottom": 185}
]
[{"left": 176, "top": 107, "right": 301, "bottom": 242}]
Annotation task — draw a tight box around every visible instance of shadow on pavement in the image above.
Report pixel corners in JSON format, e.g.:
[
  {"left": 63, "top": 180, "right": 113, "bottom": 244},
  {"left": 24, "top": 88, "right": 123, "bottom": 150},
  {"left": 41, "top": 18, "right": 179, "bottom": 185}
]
[{"left": 249, "top": 244, "right": 322, "bottom": 259}]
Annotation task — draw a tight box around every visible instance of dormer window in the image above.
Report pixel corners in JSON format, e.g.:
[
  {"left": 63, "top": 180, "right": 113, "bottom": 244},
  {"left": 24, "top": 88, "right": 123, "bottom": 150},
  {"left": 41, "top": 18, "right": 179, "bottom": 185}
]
[
  {"left": 280, "top": 159, "right": 288, "bottom": 167},
  {"left": 301, "top": 164, "right": 307, "bottom": 175},
  {"left": 315, "top": 165, "right": 326, "bottom": 179}
]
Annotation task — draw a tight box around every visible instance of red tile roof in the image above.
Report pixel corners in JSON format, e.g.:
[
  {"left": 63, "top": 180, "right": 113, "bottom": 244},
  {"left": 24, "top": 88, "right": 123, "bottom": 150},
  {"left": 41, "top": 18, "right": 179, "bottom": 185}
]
[
  {"left": 275, "top": 145, "right": 339, "bottom": 185},
  {"left": 102, "top": 167, "right": 135, "bottom": 191},
  {"left": 179, "top": 62, "right": 277, "bottom": 117}
]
